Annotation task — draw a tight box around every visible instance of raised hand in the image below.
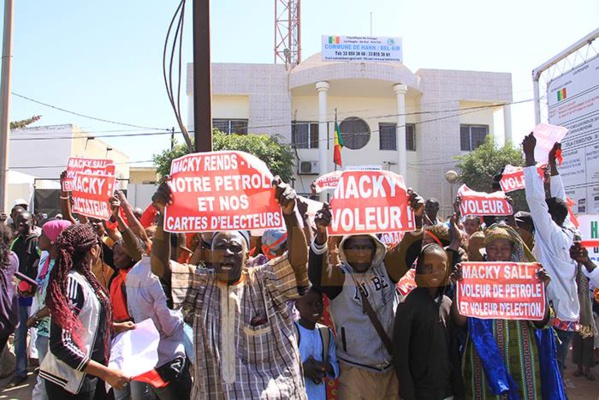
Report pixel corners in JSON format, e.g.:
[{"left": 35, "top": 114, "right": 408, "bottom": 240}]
[{"left": 272, "top": 176, "right": 296, "bottom": 215}]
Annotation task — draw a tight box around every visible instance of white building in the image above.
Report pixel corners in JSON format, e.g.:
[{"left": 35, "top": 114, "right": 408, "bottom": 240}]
[
  {"left": 187, "top": 53, "right": 513, "bottom": 215},
  {"left": 9, "top": 124, "right": 130, "bottom": 183},
  {"left": 8, "top": 124, "right": 130, "bottom": 210}
]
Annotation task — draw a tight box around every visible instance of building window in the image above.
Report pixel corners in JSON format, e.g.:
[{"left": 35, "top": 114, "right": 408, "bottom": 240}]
[
  {"left": 213, "top": 119, "right": 248, "bottom": 135},
  {"left": 460, "top": 124, "right": 488, "bottom": 151},
  {"left": 292, "top": 122, "right": 319, "bottom": 149},
  {"left": 378, "top": 123, "right": 416, "bottom": 151},
  {"left": 340, "top": 117, "right": 370, "bottom": 150}
]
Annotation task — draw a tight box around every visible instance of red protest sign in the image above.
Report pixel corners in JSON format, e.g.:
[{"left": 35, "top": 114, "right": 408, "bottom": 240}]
[
  {"left": 499, "top": 164, "right": 546, "bottom": 193},
  {"left": 163, "top": 151, "right": 283, "bottom": 233},
  {"left": 456, "top": 262, "right": 546, "bottom": 321},
  {"left": 457, "top": 184, "right": 513, "bottom": 216},
  {"left": 313, "top": 171, "right": 342, "bottom": 193},
  {"left": 327, "top": 170, "right": 415, "bottom": 236},
  {"left": 63, "top": 157, "right": 115, "bottom": 192},
  {"left": 71, "top": 172, "right": 116, "bottom": 220},
  {"left": 380, "top": 231, "right": 405, "bottom": 247}
]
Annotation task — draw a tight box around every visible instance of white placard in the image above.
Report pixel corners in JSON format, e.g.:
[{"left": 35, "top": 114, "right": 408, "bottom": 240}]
[{"left": 321, "top": 36, "right": 402, "bottom": 63}]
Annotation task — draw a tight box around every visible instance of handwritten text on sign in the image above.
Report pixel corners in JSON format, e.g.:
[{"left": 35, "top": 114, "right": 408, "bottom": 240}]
[
  {"left": 328, "top": 170, "right": 414, "bottom": 236},
  {"left": 63, "top": 157, "right": 115, "bottom": 192},
  {"left": 456, "top": 262, "right": 546, "bottom": 321},
  {"left": 71, "top": 172, "right": 116, "bottom": 220},
  {"left": 457, "top": 184, "right": 513, "bottom": 216},
  {"left": 163, "top": 151, "right": 283, "bottom": 233}
]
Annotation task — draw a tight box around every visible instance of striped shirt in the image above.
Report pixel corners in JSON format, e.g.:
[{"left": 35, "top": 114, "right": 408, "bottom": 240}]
[{"left": 181, "top": 254, "right": 307, "bottom": 400}]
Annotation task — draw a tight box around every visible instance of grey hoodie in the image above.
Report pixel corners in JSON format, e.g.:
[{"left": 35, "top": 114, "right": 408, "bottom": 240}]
[{"left": 315, "top": 234, "right": 398, "bottom": 372}]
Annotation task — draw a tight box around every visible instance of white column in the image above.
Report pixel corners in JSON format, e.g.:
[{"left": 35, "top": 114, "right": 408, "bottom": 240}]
[
  {"left": 503, "top": 104, "right": 513, "bottom": 145},
  {"left": 316, "top": 81, "right": 329, "bottom": 201},
  {"left": 393, "top": 84, "right": 408, "bottom": 178}
]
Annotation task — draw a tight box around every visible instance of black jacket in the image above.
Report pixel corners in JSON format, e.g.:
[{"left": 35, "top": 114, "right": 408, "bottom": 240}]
[{"left": 392, "top": 287, "right": 464, "bottom": 400}]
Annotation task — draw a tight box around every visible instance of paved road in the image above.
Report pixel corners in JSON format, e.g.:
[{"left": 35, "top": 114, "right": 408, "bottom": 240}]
[{"left": 1, "top": 357, "right": 598, "bottom": 399}]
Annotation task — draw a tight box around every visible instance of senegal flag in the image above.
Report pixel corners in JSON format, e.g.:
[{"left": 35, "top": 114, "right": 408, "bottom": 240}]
[{"left": 333, "top": 121, "right": 343, "bottom": 167}]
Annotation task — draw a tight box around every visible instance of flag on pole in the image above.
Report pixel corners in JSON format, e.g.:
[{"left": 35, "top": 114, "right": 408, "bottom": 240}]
[{"left": 333, "top": 118, "right": 343, "bottom": 168}]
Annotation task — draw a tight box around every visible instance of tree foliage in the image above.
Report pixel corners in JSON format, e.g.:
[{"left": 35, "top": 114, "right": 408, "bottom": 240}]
[
  {"left": 456, "top": 135, "right": 529, "bottom": 211},
  {"left": 10, "top": 115, "right": 42, "bottom": 129},
  {"left": 153, "top": 130, "right": 296, "bottom": 182}
]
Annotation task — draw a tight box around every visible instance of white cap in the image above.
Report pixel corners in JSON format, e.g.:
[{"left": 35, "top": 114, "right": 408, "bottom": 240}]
[{"left": 14, "top": 198, "right": 28, "bottom": 207}]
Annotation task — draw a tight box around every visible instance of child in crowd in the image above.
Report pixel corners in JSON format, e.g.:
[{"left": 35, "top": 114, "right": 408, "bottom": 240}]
[
  {"left": 393, "top": 243, "right": 464, "bottom": 400},
  {"left": 294, "top": 287, "right": 339, "bottom": 400}
]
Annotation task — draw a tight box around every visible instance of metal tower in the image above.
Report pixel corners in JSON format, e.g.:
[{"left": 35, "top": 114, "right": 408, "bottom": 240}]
[{"left": 274, "top": 0, "right": 301, "bottom": 66}]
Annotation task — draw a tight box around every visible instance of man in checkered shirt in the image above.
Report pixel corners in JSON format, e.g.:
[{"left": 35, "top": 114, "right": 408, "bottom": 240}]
[{"left": 151, "top": 178, "right": 309, "bottom": 399}]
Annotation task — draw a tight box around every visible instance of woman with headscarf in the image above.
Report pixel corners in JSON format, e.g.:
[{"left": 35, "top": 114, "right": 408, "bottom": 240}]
[
  {"left": 39, "top": 224, "right": 129, "bottom": 399},
  {"left": 453, "top": 224, "right": 565, "bottom": 399},
  {"left": 27, "top": 219, "right": 72, "bottom": 400}
]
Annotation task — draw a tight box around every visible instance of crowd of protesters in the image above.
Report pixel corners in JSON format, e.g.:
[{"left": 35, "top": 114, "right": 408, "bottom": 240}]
[{"left": 0, "top": 133, "right": 598, "bottom": 400}]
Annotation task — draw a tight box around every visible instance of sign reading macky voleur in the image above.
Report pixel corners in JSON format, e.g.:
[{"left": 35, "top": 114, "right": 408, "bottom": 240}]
[{"left": 321, "top": 35, "right": 402, "bottom": 63}]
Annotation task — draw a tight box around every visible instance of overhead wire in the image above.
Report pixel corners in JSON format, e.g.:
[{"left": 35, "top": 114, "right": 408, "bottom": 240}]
[
  {"left": 163, "top": 0, "right": 192, "bottom": 149},
  {"left": 12, "top": 92, "right": 169, "bottom": 131},
  {"left": 11, "top": 97, "right": 534, "bottom": 144}
]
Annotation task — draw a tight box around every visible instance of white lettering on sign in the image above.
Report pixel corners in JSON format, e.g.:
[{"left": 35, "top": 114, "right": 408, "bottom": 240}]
[
  {"left": 335, "top": 175, "right": 397, "bottom": 200},
  {"left": 73, "top": 175, "right": 106, "bottom": 195}
]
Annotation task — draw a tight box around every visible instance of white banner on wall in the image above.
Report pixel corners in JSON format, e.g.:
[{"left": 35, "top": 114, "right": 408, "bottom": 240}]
[
  {"left": 321, "top": 36, "right": 402, "bottom": 63},
  {"left": 547, "top": 54, "right": 599, "bottom": 214}
]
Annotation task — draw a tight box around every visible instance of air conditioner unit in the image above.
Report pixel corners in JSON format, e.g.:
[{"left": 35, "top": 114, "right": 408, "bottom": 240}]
[{"left": 298, "top": 160, "right": 319, "bottom": 175}]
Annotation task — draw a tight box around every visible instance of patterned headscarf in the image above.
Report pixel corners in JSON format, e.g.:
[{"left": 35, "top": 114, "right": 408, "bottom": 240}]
[{"left": 484, "top": 223, "right": 535, "bottom": 262}]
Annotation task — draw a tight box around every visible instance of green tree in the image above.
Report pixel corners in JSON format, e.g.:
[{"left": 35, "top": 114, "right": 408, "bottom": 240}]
[
  {"left": 455, "top": 135, "right": 528, "bottom": 211},
  {"left": 153, "top": 130, "right": 296, "bottom": 182},
  {"left": 10, "top": 115, "right": 42, "bottom": 129}
]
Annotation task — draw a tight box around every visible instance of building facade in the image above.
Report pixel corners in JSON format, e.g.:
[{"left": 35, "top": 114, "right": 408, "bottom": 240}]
[
  {"left": 187, "top": 53, "right": 513, "bottom": 215},
  {"left": 9, "top": 124, "right": 130, "bottom": 185}
]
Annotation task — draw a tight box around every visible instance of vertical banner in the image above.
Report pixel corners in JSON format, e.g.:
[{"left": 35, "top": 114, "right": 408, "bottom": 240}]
[
  {"left": 457, "top": 184, "right": 513, "bottom": 216},
  {"left": 71, "top": 172, "right": 116, "bottom": 220},
  {"left": 327, "top": 170, "right": 415, "bottom": 236},
  {"left": 456, "top": 262, "right": 546, "bottom": 320},
  {"left": 163, "top": 151, "right": 283, "bottom": 233},
  {"left": 63, "top": 157, "right": 115, "bottom": 192}
]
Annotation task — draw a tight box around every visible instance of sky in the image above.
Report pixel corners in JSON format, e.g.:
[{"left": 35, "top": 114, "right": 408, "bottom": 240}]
[{"left": 3, "top": 0, "right": 599, "bottom": 169}]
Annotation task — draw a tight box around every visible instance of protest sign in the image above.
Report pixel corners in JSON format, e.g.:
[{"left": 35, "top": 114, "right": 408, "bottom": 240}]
[
  {"left": 499, "top": 164, "right": 547, "bottom": 193},
  {"left": 577, "top": 214, "right": 599, "bottom": 252},
  {"left": 107, "top": 319, "right": 160, "bottom": 389},
  {"left": 457, "top": 184, "right": 513, "bottom": 216},
  {"left": 63, "top": 157, "right": 115, "bottom": 192},
  {"left": 71, "top": 172, "right": 116, "bottom": 220},
  {"left": 163, "top": 151, "right": 283, "bottom": 233},
  {"left": 532, "top": 123, "right": 568, "bottom": 163},
  {"left": 313, "top": 171, "right": 342, "bottom": 193},
  {"left": 327, "top": 170, "right": 414, "bottom": 236},
  {"left": 396, "top": 268, "right": 416, "bottom": 297},
  {"left": 380, "top": 231, "right": 405, "bottom": 247},
  {"left": 456, "top": 262, "right": 546, "bottom": 321}
]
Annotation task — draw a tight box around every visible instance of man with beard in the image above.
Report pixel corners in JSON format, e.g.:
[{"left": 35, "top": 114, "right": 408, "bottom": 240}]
[{"left": 150, "top": 177, "right": 309, "bottom": 399}]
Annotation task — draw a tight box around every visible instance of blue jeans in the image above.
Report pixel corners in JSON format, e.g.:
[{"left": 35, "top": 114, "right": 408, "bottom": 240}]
[
  {"left": 14, "top": 303, "right": 30, "bottom": 378},
  {"left": 32, "top": 335, "right": 49, "bottom": 400},
  {"left": 555, "top": 328, "right": 574, "bottom": 373}
]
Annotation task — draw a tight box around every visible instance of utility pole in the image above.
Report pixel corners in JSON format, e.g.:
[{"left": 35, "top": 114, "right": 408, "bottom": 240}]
[
  {"left": 193, "top": 0, "right": 212, "bottom": 152},
  {"left": 0, "top": 0, "right": 14, "bottom": 213}
]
